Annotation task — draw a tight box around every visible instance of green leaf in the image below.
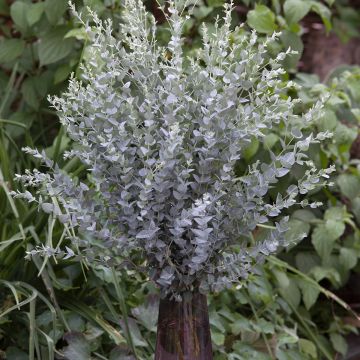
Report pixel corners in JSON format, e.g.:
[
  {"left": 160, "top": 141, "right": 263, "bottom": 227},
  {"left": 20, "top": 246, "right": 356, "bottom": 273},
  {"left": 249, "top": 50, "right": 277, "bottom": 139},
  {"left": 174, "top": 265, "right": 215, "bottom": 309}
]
[
  {"left": 317, "top": 109, "right": 337, "bottom": 132},
  {"left": 38, "top": 26, "right": 75, "bottom": 66},
  {"left": 339, "top": 248, "right": 358, "bottom": 270},
  {"left": 243, "top": 137, "right": 259, "bottom": 160},
  {"left": 21, "top": 77, "right": 40, "bottom": 109},
  {"left": 299, "top": 338, "right": 317, "bottom": 358},
  {"left": 27, "top": 2, "right": 45, "bottom": 26},
  {"left": 284, "top": 0, "right": 311, "bottom": 24},
  {"left": 63, "top": 333, "right": 91, "bottom": 360},
  {"left": 310, "top": 266, "right": 341, "bottom": 284},
  {"left": 0, "top": 39, "right": 25, "bottom": 63},
  {"left": 45, "top": 0, "right": 68, "bottom": 25},
  {"left": 279, "top": 278, "right": 301, "bottom": 309},
  {"left": 65, "top": 28, "right": 88, "bottom": 41},
  {"left": 264, "top": 133, "right": 279, "bottom": 149},
  {"left": 54, "top": 64, "right": 72, "bottom": 84},
  {"left": 337, "top": 174, "right": 360, "bottom": 199},
  {"left": 285, "top": 219, "right": 310, "bottom": 245},
  {"left": 297, "top": 279, "right": 320, "bottom": 310},
  {"left": 247, "top": 5, "right": 277, "bottom": 34},
  {"left": 280, "top": 30, "right": 303, "bottom": 71},
  {"left": 310, "top": 1, "right": 332, "bottom": 32},
  {"left": 312, "top": 220, "right": 345, "bottom": 261},
  {"left": 131, "top": 295, "right": 158, "bottom": 332},
  {"left": 212, "top": 331, "right": 225, "bottom": 346},
  {"left": 295, "top": 252, "right": 320, "bottom": 273},
  {"left": 330, "top": 333, "right": 347, "bottom": 356},
  {"left": 10, "top": 1, "right": 30, "bottom": 33}
]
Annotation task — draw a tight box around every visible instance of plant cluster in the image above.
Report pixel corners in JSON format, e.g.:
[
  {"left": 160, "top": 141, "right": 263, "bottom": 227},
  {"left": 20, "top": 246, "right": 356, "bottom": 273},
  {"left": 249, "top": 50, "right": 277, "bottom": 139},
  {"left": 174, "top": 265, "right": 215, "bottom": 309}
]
[{"left": 13, "top": 1, "right": 335, "bottom": 298}]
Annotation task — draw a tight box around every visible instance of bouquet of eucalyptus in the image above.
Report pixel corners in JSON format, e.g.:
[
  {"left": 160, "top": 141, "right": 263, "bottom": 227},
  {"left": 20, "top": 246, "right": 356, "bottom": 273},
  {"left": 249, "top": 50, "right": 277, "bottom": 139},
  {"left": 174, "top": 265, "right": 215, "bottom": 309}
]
[{"left": 13, "top": 1, "right": 334, "bottom": 357}]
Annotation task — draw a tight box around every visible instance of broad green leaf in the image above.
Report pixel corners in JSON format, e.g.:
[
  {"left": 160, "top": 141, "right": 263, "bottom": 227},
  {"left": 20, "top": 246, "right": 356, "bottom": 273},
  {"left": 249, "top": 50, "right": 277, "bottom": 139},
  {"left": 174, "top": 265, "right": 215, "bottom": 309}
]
[
  {"left": 297, "top": 279, "right": 320, "bottom": 310},
  {"left": 230, "top": 315, "right": 252, "bottom": 335},
  {"left": 312, "top": 220, "right": 344, "bottom": 261},
  {"left": 299, "top": 339, "right": 317, "bottom": 358},
  {"left": 63, "top": 333, "right": 91, "bottom": 360},
  {"left": 0, "top": 39, "right": 25, "bottom": 63},
  {"left": 337, "top": 174, "right": 360, "bottom": 199},
  {"left": 310, "top": 1, "right": 332, "bottom": 32},
  {"left": 27, "top": 2, "right": 45, "bottom": 26},
  {"left": 10, "top": 1, "right": 29, "bottom": 33},
  {"left": 212, "top": 332, "right": 225, "bottom": 346},
  {"left": 247, "top": 5, "right": 277, "bottom": 34},
  {"left": 310, "top": 266, "right": 341, "bottom": 284},
  {"left": 279, "top": 278, "right": 301, "bottom": 309},
  {"left": 324, "top": 206, "right": 348, "bottom": 222},
  {"left": 285, "top": 219, "right": 310, "bottom": 245},
  {"left": 54, "top": 64, "right": 73, "bottom": 84},
  {"left": 280, "top": 30, "right": 303, "bottom": 71},
  {"left": 264, "top": 133, "right": 279, "bottom": 149},
  {"left": 38, "top": 26, "right": 75, "bottom": 66},
  {"left": 284, "top": 0, "right": 311, "bottom": 24},
  {"left": 339, "top": 248, "right": 357, "bottom": 270},
  {"left": 131, "top": 295, "right": 158, "bottom": 332},
  {"left": 65, "top": 28, "right": 88, "bottom": 41},
  {"left": 295, "top": 252, "right": 320, "bottom": 273},
  {"left": 243, "top": 137, "right": 259, "bottom": 160},
  {"left": 45, "top": 0, "right": 68, "bottom": 25},
  {"left": 317, "top": 109, "right": 337, "bottom": 132},
  {"left": 330, "top": 333, "right": 347, "bottom": 356},
  {"left": 21, "top": 77, "right": 40, "bottom": 109}
]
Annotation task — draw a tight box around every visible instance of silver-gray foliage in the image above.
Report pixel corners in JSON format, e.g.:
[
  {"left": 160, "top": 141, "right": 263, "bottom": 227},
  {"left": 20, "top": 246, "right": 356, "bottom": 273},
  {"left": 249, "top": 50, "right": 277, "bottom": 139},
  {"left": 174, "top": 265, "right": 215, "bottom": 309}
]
[{"left": 13, "top": 1, "right": 334, "bottom": 297}]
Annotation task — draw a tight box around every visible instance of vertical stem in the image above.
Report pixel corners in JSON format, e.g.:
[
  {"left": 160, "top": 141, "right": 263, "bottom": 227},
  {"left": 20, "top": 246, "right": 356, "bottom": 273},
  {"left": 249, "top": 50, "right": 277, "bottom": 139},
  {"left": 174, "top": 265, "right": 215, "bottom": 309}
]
[{"left": 155, "top": 291, "right": 212, "bottom": 360}]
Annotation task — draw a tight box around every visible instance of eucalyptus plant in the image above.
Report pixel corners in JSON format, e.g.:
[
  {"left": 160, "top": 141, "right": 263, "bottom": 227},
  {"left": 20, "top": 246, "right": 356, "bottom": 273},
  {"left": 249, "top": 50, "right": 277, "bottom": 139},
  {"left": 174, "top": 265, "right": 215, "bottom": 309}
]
[{"left": 13, "top": 0, "right": 334, "bottom": 298}]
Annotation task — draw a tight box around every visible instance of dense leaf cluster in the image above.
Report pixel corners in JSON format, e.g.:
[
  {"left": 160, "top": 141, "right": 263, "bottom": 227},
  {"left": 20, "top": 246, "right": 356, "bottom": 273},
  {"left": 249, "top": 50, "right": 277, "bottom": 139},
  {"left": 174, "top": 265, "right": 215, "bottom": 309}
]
[{"left": 13, "top": 1, "right": 334, "bottom": 297}]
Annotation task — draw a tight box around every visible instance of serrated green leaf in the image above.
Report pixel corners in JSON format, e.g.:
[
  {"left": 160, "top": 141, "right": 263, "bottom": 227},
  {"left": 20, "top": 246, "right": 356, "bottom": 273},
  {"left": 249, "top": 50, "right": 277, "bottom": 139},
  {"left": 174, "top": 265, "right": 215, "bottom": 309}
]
[
  {"left": 0, "top": 39, "right": 25, "bottom": 63},
  {"left": 284, "top": 0, "right": 311, "bottom": 24},
  {"left": 247, "top": 5, "right": 277, "bottom": 34},
  {"left": 38, "top": 26, "right": 75, "bottom": 66},
  {"left": 45, "top": 0, "right": 68, "bottom": 25}
]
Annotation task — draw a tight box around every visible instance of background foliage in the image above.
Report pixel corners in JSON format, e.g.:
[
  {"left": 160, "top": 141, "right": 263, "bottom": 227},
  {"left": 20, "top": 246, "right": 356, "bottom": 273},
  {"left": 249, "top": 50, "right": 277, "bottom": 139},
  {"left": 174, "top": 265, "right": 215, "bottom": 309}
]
[{"left": 0, "top": 0, "right": 359, "bottom": 359}]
